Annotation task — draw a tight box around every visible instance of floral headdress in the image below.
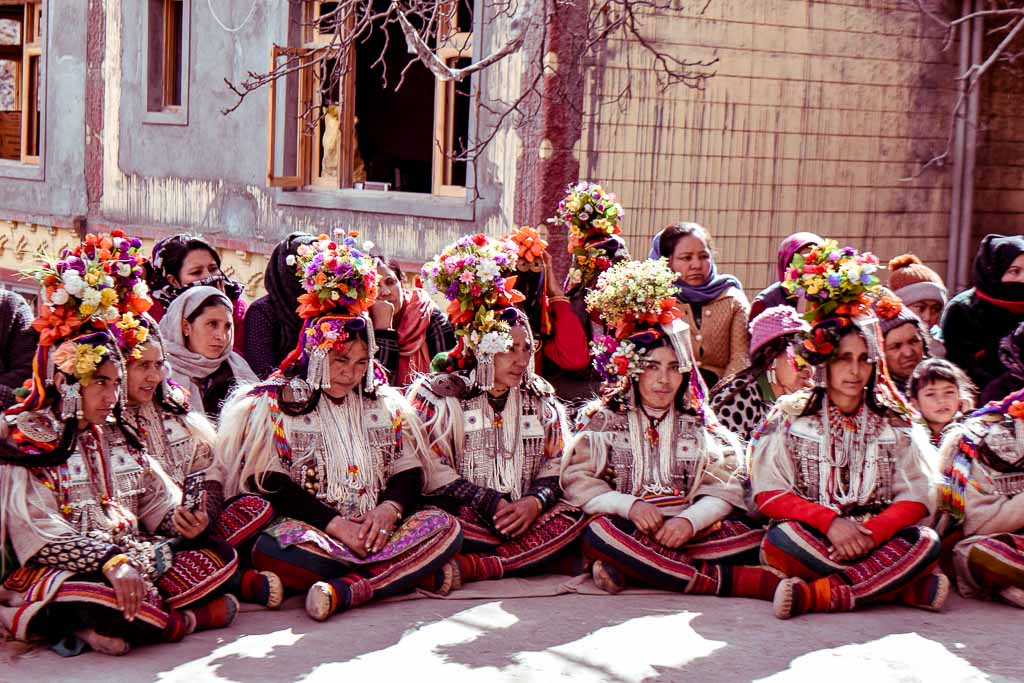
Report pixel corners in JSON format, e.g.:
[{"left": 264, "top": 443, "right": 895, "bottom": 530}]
[
  {"left": 784, "top": 241, "right": 881, "bottom": 365},
  {"left": 786, "top": 242, "right": 915, "bottom": 415},
  {"left": 784, "top": 241, "right": 880, "bottom": 323},
  {"left": 421, "top": 233, "right": 525, "bottom": 390},
  {"left": 585, "top": 260, "right": 685, "bottom": 378},
  {"left": 292, "top": 230, "right": 378, "bottom": 319},
  {"left": 51, "top": 333, "right": 112, "bottom": 386},
  {"left": 548, "top": 181, "right": 625, "bottom": 293},
  {"left": 585, "top": 258, "right": 717, "bottom": 422},
  {"left": 283, "top": 230, "right": 381, "bottom": 395},
  {"left": 12, "top": 231, "right": 150, "bottom": 416},
  {"left": 27, "top": 230, "right": 152, "bottom": 347},
  {"left": 111, "top": 311, "right": 151, "bottom": 361}
]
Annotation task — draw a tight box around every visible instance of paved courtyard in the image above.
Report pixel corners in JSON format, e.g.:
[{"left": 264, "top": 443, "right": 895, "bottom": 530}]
[{"left": 2, "top": 576, "right": 1021, "bottom": 682}]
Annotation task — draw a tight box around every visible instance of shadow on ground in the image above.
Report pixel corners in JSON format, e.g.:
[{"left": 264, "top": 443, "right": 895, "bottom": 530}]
[{"left": 3, "top": 584, "right": 1020, "bottom": 682}]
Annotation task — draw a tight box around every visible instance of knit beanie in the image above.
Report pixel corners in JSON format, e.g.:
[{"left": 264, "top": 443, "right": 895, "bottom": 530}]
[
  {"left": 875, "top": 294, "right": 925, "bottom": 338},
  {"left": 887, "top": 254, "right": 947, "bottom": 307},
  {"left": 749, "top": 305, "right": 810, "bottom": 357}
]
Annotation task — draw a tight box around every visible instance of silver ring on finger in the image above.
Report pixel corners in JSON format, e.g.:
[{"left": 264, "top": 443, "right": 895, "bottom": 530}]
[{"left": 378, "top": 529, "right": 388, "bottom": 535}]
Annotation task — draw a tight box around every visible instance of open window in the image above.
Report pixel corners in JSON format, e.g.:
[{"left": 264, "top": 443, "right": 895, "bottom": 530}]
[
  {"left": 0, "top": 1, "right": 43, "bottom": 165},
  {"left": 266, "top": 0, "right": 474, "bottom": 197},
  {"left": 145, "top": 0, "right": 190, "bottom": 124}
]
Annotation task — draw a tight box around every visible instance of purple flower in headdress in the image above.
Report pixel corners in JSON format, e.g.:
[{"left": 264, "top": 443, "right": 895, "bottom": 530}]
[
  {"left": 860, "top": 273, "right": 872, "bottom": 285},
  {"left": 828, "top": 251, "right": 842, "bottom": 262},
  {"left": 827, "top": 272, "right": 842, "bottom": 287}
]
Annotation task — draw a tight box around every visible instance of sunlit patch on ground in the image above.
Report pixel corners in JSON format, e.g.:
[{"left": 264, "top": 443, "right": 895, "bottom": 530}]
[
  {"left": 299, "top": 601, "right": 721, "bottom": 682},
  {"left": 156, "top": 628, "right": 305, "bottom": 682},
  {"left": 753, "top": 633, "right": 991, "bottom": 683}
]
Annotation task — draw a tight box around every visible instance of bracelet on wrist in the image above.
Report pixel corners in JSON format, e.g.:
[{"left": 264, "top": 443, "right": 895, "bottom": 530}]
[
  {"left": 381, "top": 500, "right": 403, "bottom": 520},
  {"left": 102, "top": 553, "right": 131, "bottom": 575}
]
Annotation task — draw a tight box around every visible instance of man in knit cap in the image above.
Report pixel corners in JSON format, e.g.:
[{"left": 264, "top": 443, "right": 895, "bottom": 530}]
[{"left": 887, "top": 254, "right": 948, "bottom": 338}]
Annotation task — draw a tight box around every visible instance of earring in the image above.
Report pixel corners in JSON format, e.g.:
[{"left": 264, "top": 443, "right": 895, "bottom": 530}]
[
  {"left": 59, "top": 382, "right": 83, "bottom": 421},
  {"left": 289, "top": 376, "right": 312, "bottom": 403}
]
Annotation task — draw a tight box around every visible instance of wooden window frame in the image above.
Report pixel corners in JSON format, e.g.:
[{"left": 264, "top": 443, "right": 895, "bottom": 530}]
[
  {"left": 0, "top": 0, "right": 44, "bottom": 175},
  {"left": 431, "top": 31, "right": 472, "bottom": 197},
  {"left": 143, "top": 0, "right": 190, "bottom": 126},
  {"left": 266, "top": 45, "right": 313, "bottom": 189},
  {"left": 267, "top": 0, "right": 475, "bottom": 198}
]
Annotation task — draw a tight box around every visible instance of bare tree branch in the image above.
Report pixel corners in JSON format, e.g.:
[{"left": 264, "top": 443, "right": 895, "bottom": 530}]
[
  {"left": 904, "top": 1, "right": 1024, "bottom": 179},
  {"left": 224, "top": 0, "right": 718, "bottom": 197}
]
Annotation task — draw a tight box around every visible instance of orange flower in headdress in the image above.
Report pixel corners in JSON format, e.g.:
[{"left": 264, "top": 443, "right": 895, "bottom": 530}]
[
  {"left": 33, "top": 307, "right": 83, "bottom": 347},
  {"left": 1008, "top": 400, "right": 1024, "bottom": 420},
  {"left": 875, "top": 295, "right": 903, "bottom": 321},
  {"left": 509, "top": 226, "right": 547, "bottom": 263},
  {"left": 834, "top": 295, "right": 871, "bottom": 319}
]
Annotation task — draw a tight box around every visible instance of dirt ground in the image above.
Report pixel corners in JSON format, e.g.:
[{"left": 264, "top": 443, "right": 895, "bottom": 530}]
[{"left": 2, "top": 575, "right": 1021, "bottom": 682}]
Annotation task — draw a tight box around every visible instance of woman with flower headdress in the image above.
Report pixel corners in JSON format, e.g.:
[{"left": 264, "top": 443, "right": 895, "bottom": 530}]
[
  {"left": 938, "top": 388, "right": 1024, "bottom": 609},
  {"left": 547, "top": 182, "right": 631, "bottom": 402},
  {"left": 146, "top": 234, "right": 249, "bottom": 352},
  {"left": 648, "top": 222, "right": 751, "bottom": 388},
  {"left": 214, "top": 232, "right": 461, "bottom": 622},
  {"left": 0, "top": 233, "right": 239, "bottom": 656},
  {"left": 409, "top": 234, "right": 588, "bottom": 586},
  {"left": 119, "top": 313, "right": 281, "bottom": 609},
  {"left": 749, "top": 241, "right": 947, "bottom": 619},
  {"left": 560, "top": 259, "right": 781, "bottom": 600},
  {"left": 159, "top": 286, "right": 258, "bottom": 420}
]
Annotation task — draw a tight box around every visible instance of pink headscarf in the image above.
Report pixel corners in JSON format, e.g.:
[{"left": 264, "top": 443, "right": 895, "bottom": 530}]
[{"left": 776, "top": 232, "right": 823, "bottom": 282}]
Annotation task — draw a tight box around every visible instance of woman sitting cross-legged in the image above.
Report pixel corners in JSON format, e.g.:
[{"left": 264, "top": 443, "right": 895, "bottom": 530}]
[
  {"left": 561, "top": 259, "right": 781, "bottom": 600},
  {"left": 750, "top": 242, "right": 948, "bottom": 619},
  {"left": 409, "top": 234, "right": 588, "bottom": 586},
  {"left": 119, "top": 313, "right": 280, "bottom": 609},
  {"left": 1, "top": 237, "right": 239, "bottom": 655},
  {"left": 215, "top": 233, "right": 461, "bottom": 622}
]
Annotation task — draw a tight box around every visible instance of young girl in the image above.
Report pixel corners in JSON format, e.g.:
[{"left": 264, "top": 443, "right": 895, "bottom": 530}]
[{"left": 908, "top": 358, "right": 977, "bottom": 447}]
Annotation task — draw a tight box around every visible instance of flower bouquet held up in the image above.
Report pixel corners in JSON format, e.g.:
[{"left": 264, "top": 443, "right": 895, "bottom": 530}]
[{"left": 548, "top": 181, "right": 625, "bottom": 292}]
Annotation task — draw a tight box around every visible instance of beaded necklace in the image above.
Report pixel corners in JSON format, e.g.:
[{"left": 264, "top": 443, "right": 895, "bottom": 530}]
[
  {"left": 819, "top": 396, "right": 877, "bottom": 509},
  {"left": 638, "top": 402, "right": 670, "bottom": 447}
]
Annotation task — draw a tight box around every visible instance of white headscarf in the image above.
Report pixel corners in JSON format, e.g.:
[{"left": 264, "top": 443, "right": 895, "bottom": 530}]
[{"left": 159, "top": 286, "right": 257, "bottom": 409}]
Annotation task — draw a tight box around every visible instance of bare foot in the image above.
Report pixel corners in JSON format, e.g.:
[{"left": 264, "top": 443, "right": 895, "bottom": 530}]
[{"left": 74, "top": 628, "right": 130, "bottom": 656}]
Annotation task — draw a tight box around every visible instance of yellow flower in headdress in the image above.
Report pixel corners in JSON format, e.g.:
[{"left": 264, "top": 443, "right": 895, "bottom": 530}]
[{"left": 53, "top": 340, "right": 109, "bottom": 385}]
